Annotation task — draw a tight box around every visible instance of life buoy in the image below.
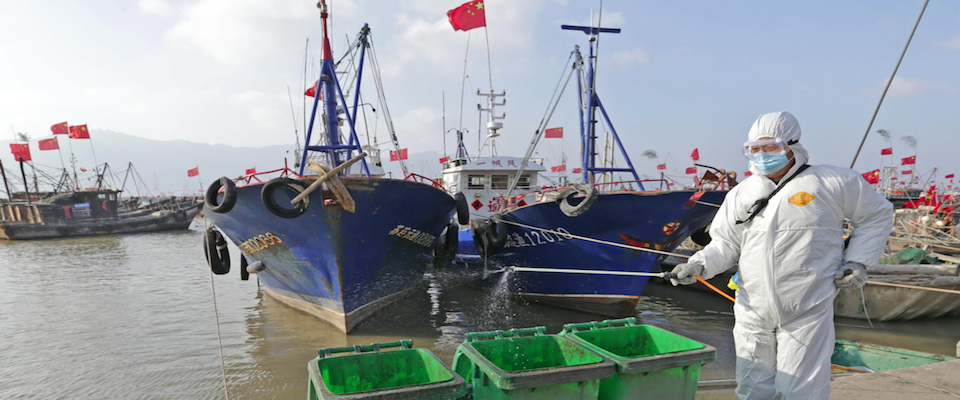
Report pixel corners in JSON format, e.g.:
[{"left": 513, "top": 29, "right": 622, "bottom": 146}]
[
  {"left": 261, "top": 178, "right": 310, "bottom": 219},
  {"left": 454, "top": 192, "right": 470, "bottom": 225},
  {"left": 557, "top": 183, "right": 599, "bottom": 217},
  {"left": 433, "top": 221, "right": 459, "bottom": 268},
  {"left": 471, "top": 218, "right": 489, "bottom": 256},
  {"left": 240, "top": 256, "right": 250, "bottom": 281},
  {"left": 205, "top": 177, "right": 237, "bottom": 214},
  {"left": 204, "top": 228, "right": 231, "bottom": 275},
  {"left": 485, "top": 213, "right": 508, "bottom": 247}
]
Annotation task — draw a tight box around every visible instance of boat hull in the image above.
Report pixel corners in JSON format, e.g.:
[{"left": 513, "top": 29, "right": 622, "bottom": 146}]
[
  {"left": 205, "top": 177, "right": 456, "bottom": 332},
  {"left": 0, "top": 204, "right": 201, "bottom": 240},
  {"left": 834, "top": 275, "right": 960, "bottom": 321},
  {"left": 479, "top": 190, "right": 727, "bottom": 316}
]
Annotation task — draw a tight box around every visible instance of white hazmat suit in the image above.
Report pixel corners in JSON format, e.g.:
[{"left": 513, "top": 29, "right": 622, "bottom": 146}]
[{"left": 685, "top": 111, "right": 893, "bottom": 399}]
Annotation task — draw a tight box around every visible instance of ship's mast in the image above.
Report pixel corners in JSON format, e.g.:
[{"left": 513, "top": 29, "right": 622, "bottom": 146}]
[{"left": 476, "top": 89, "right": 505, "bottom": 158}]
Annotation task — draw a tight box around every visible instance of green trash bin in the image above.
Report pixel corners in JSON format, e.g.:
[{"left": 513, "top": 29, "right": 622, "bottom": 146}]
[
  {"left": 453, "top": 326, "right": 615, "bottom": 400},
  {"left": 559, "top": 318, "right": 716, "bottom": 400},
  {"left": 308, "top": 340, "right": 466, "bottom": 400}
]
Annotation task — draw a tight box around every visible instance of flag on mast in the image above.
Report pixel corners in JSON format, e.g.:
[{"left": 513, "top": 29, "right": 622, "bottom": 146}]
[
  {"left": 68, "top": 125, "right": 91, "bottom": 139},
  {"left": 447, "top": 0, "right": 486, "bottom": 31},
  {"left": 51, "top": 122, "right": 69, "bottom": 134},
  {"left": 691, "top": 148, "right": 700, "bottom": 161},
  {"left": 38, "top": 138, "right": 59, "bottom": 150},
  {"left": 9, "top": 144, "right": 31, "bottom": 161},
  {"left": 544, "top": 127, "right": 563, "bottom": 138}
]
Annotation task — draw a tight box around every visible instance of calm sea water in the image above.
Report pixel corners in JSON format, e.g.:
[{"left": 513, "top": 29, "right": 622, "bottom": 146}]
[{"left": 1, "top": 220, "right": 958, "bottom": 399}]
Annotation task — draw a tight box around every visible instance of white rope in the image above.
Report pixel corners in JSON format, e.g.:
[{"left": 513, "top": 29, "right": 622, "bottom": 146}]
[
  {"left": 695, "top": 200, "right": 722, "bottom": 208},
  {"left": 495, "top": 218, "right": 688, "bottom": 258},
  {"left": 203, "top": 218, "right": 231, "bottom": 400}
]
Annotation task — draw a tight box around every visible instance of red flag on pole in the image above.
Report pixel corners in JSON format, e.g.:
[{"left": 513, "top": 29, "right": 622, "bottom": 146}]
[
  {"left": 901, "top": 170, "right": 912, "bottom": 175},
  {"left": 9, "top": 144, "right": 31, "bottom": 161},
  {"left": 946, "top": 174, "right": 955, "bottom": 179},
  {"left": 38, "top": 138, "right": 59, "bottom": 150},
  {"left": 901, "top": 155, "right": 916, "bottom": 165},
  {"left": 245, "top": 168, "right": 256, "bottom": 175},
  {"left": 744, "top": 171, "right": 753, "bottom": 176},
  {"left": 68, "top": 125, "right": 90, "bottom": 139},
  {"left": 685, "top": 166, "right": 697, "bottom": 174},
  {"left": 187, "top": 167, "right": 199, "bottom": 177},
  {"left": 439, "top": 157, "right": 450, "bottom": 164},
  {"left": 656, "top": 163, "right": 666, "bottom": 170},
  {"left": 572, "top": 167, "right": 583, "bottom": 173},
  {"left": 891, "top": 177, "right": 897, "bottom": 181},
  {"left": 691, "top": 148, "right": 700, "bottom": 161},
  {"left": 305, "top": 81, "right": 320, "bottom": 98},
  {"left": 51, "top": 122, "right": 69, "bottom": 135},
  {"left": 862, "top": 169, "right": 880, "bottom": 184},
  {"left": 544, "top": 127, "right": 563, "bottom": 138},
  {"left": 389, "top": 148, "right": 408, "bottom": 161},
  {"left": 880, "top": 148, "right": 892, "bottom": 155},
  {"left": 447, "top": 0, "right": 486, "bottom": 31},
  {"left": 551, "top": 165, "right": 566, "bottom": 172}
]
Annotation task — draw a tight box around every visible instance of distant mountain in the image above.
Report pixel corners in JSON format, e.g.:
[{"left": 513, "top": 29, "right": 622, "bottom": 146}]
[{"left": 1, "top": 130, "right": 445, "bottom": 196}]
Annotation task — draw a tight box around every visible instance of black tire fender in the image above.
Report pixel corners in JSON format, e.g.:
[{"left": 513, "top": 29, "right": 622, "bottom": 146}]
[
  {"left": 471, "top": 218, "right": 489, "bottom": 256},
  {"left": 485, "top": 213, "right": 508, "bottom": 247},
  {"left": 240, "top": 255, "right": 250, "bottom": 281},
  {"left": 205, "top": 177, "right": 237, "bottom": 214},
  {"left": 690, "top": 224, "right": 712, "bottom": 246},
  {"left": 433, "top": 221, "right": 459, "bottom": 268},
  {"left": 557, "top": 183, "right": 599, "bottom": 217},
  {"left": 204, "top": 228, "right": 231, "bottom": 275},
  {"left": 454, "top": 192, "right": 470, "bottom": 225},
  {"left": 261, "top": 178, "right": 310, "bottom": 219}
]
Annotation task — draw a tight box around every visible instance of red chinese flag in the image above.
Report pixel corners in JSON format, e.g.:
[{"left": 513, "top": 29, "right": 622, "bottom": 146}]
[
  {"left": 544, "top": 127, "right": 563, "bottom": 138},
  {"left": 901, "top": 170, "right": 912, "bottom": 175},
  {"left": 9, "top": 144, "right": 31, "bottom": 161},
  {"left": 245, "top": 168, "right": 256, "bottom": 175},
  {"left": 38, "top": 137, "right": 59, "bottom": 150},
  {"left": 187, "top": 167, "right": 199, "bottom": 177},
  {"left": 744, "top": 171, "right": 753, "bottom": 176},
  {"left": 447, "top": 0, "right": 486, "bottom": 32},
  {"left": 891, "top": 177, "right": 897, "bottom": 181},
  {"left": 305, "top": 81, "right": 320, "bottom": 98},
  {"left": 901, "top": 155, "right": 916, "bottom": 165},
  {"left": 861, "top": 169, "right": 880, "bottom": 184},
  {"left": 572, "top": 167, "right": 583, "bottom": 173},
  {"left": 685, "top": 166, "right": 697, "bottom": 174},
  {"left": 439, "top": 157, "right": 450, "bottom": 164},
  {"left": 68, "top": 124, "right": 90, "bottom": 139},
  {"left": 389, "top": 148, "right": 408, "bottom": 161},
  {"left": 656, "top": 163, "right": 667, "bottom": 170},
  {"left": 51, "top": 122, "right": 69, "bottom": 135},
  {"left": 880, "top": 148, "right": 892, "bottom": 155},
  {"left": 946, "top": 174, "right": 955, "bottom": 179},
  {"left": 691, "top": 148, "right": 700, "bottom": 161},
  {"left": 551, "top": 165, "right": 566, "bottom": 172}
]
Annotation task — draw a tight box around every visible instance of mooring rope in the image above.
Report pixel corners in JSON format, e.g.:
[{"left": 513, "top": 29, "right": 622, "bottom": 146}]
[{"left": 202, "top": 218, "right": 231, "bottom": 400}]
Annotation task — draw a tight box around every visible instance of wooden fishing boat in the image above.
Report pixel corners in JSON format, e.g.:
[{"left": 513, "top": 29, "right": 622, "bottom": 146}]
[
  {"left": 834, "top": 274, "right": 960, "bottom": 321},
  {"left": 830, "top": 340, "right": 958, "bottom": 373}
]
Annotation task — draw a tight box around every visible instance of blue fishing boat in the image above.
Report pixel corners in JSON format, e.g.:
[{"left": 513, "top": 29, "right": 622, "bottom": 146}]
[
  {"left": 202, "top": 2, "right": 457, "bottom": 333},
  {"left": 465, "top": 24, "right": 729, "bottom": 316}
]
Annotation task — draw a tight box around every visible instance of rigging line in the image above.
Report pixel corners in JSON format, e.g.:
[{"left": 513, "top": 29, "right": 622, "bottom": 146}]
[
  {"left": 203, "top": 222, "right": 231, "bottom": 400},
  {"left": 505, "top": 59, "right": 578, "bottom": 199},
  {"left": 458, "top": 31, "right": 472, "bottom": 132},
  {"left": 483, "top": 20, "right": 494, "bottom": 91},
  {"left": 287, "top": 86, "right": 301, "bottom": 149},
  {"left": 850, "top": 0, "right": 929, "bottom": 168}
]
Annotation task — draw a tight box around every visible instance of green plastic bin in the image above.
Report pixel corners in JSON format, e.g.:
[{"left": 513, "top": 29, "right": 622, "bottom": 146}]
[
  {"left": 559, "top": 318, "right": 716, "bottom": 400},
  {"left": 452, "top": 326, "right": 615, "bottom": 400},
  {"left": 308, "top": 340, "right": 466, "bottom": 400}
]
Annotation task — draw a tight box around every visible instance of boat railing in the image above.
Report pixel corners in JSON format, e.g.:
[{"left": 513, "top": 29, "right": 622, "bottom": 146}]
[
  {"left": 403, "top": 173, "right": 443, "bottom": 188},
  {"left": 236, "top": 167, "right": 302, "bottom": 187}
]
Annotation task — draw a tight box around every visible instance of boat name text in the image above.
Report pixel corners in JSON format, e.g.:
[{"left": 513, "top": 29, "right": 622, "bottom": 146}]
[
  {"left": 504, "top": 227, "right": 574, "bottom": 248},
  {"left": 240, "top": 232, "right": 283, "bottom": 254},
  {"left": 388, "top": 225, "right": 436, "bottom": 247}
]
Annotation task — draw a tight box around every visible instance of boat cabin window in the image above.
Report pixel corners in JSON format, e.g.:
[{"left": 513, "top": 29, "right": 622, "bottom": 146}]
[
  {"left": 467, "top": 175, "right": 486, "bottom": 189},
  {"left": 109, "top": 194, "right": 116, "bottom": 201},
  {"left": 98, "top": 194, "right": 106, "bottom": 200},
  {"left": 491, "top": 175, "right": 509, "bottom": 190},
  {"left": 516, "top": 175, "right": 531, "bottom": 189}
]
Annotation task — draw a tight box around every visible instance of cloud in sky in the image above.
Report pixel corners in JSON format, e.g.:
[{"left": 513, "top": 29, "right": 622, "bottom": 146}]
[
  {"left": 941, "top": 36, "right": 960, "bottom": 50},
  {"left": 885, "top": 77, "right": 956, "bottom": 99},
  {"left": 138, "top": 0, "right": 172, "bottom": 17},
  {"left": 611, "top": 48, "right": 650, "bottom": 67}
]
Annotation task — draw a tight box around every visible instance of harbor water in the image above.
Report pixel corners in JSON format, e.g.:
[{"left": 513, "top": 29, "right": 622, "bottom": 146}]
[{"left": 1, "top": 221, "right": 958, "bottom": 399}]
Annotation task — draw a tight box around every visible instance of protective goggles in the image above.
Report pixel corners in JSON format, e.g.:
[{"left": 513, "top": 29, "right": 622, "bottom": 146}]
[{"left": 742, "top": 137, "right": 795, "bottom": 158}]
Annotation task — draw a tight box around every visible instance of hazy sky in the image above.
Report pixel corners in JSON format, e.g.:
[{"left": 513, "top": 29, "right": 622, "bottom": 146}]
[{"left": 2, "top": 0, "right": 958, "bottom": 185}]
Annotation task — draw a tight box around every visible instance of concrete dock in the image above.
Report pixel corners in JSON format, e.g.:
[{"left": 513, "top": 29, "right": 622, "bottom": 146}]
[{"left": 695, "top": 359, "right": 960, "bottom": 399}]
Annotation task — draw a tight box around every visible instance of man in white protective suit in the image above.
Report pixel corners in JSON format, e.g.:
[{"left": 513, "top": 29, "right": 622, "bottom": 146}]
[{"left": 670, "top": 111, "right": 893, "bottom": 399}]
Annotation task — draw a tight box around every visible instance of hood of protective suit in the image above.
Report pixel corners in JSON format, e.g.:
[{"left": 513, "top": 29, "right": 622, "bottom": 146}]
[{"left": 747, "top": 111, "right": 809, "bottom": 176}]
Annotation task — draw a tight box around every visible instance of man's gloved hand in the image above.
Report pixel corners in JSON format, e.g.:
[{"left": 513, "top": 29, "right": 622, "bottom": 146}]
[
  {"left": 835, "top": 261, "right": 868, "bottom": 290},
  {"left": 670, "top": 262, "right": 704, "bottom": 286}
]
